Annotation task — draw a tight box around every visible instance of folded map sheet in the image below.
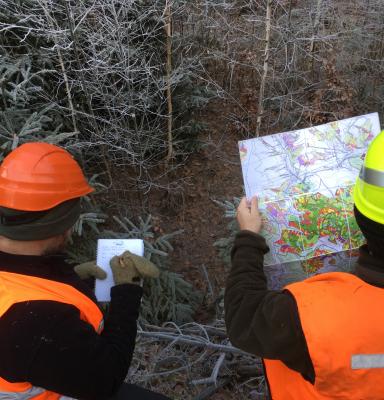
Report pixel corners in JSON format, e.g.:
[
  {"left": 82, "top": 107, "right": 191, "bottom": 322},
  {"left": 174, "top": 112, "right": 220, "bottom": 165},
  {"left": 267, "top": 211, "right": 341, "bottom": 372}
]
[{"left": 238, "top": 113, "right": 381, "bottom": 286}]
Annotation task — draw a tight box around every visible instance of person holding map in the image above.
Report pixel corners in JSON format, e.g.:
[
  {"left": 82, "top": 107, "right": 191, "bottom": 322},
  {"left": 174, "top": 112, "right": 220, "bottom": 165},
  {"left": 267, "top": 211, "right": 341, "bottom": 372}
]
[
  {"left": 225, "top": 130, "right": 384, "bottom": 399},
  {"left": 0, "top": 143, "right": 170, "bottom": 400}
]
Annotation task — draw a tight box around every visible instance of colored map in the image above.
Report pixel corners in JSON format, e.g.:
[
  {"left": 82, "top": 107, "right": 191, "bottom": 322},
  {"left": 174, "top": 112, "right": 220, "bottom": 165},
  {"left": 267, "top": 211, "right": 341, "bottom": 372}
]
[
  {"left": 240, "top": 113, "right": 380, "bottom": 201},
  {"left": 239, "top": 113, "right": 381, "bottom": 266},
  {"left": 265, "top": 249, "right": 359, "bottom": 290},
  {"left": 259, "top": 186, "right": 363, "bottom": 266}
]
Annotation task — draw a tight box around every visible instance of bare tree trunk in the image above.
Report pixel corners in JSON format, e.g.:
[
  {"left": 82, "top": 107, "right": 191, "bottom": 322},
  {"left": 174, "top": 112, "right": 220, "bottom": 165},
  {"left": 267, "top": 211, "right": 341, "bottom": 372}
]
[
  {"left": 288, "top": 0, "right": 293, "bottom": 27},
  {"left": 256, "top": 0, "right": 272, "bottom": 137},
  {"left": 63, "top": 0, "right": 113, "bottom": 188},
  {"left": 39, "top": 0, "right": 78, "bottom": 134},
  {"left": 164, "top": 0, "right": 173, "bottom": 164},
  {"left": 358, "top": 0, "right": 371, "bottom": 91},
  {"left": 310, "top": 0, "right": 323, "bottom": 75}
]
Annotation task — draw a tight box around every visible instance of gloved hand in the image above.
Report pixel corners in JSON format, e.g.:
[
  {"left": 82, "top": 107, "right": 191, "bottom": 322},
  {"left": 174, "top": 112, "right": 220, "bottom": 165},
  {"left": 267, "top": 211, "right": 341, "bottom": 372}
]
[
  {"left": 74, "top": 261, "right": 107, "bottom": 280},
  {"left": 110, "top": 251, "right": 160, "bottom": 285}
]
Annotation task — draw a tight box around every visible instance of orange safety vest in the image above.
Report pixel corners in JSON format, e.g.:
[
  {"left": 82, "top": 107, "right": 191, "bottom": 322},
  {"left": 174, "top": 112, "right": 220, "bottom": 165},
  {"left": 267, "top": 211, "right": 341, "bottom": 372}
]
[
  {"left": 0, "top": 271, "right": 104, "bottom": 400},
  {"left": 264, "top": 272, "right": 384, "bottom": 400}
]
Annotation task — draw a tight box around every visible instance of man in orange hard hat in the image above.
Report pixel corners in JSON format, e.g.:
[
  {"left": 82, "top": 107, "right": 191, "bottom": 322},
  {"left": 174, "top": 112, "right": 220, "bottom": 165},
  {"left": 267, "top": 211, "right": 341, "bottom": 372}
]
[
  {"left": 0, "top": 143, "right": 171, "bottom": 400},
  {"left": 225, "top": 131, "right": 384, "bottom": 399}
]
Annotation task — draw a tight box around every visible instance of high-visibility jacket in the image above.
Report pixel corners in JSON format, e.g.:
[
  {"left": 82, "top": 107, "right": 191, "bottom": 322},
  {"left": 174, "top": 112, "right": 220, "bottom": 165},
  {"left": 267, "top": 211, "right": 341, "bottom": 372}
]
[
  {"left": 264, "top": 272, "right": 384, "bottom": 400},
  {"left": 0, "top": 271, "right": 103, "bottom": 400}
]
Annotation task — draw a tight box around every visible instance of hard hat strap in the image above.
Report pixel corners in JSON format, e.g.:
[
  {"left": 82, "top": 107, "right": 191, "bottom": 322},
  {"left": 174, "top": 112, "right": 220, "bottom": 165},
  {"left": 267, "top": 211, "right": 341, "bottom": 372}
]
[{"left": 360, "top": 166, "right": 384, "bottom": 188}]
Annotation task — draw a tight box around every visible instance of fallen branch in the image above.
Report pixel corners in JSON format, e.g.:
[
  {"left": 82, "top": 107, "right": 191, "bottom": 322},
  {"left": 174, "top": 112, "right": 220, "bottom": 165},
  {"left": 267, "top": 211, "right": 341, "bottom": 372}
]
[
  {"left": 192, "top": 378, "right": 231, "bottom": 400},
  {"left": 138, "top": 330, "right": 250, "bottom": 356},
  {"left": 141, "top": 321, "right": 228, "bottom": 339},
  {"left": 191, "top": 352, "right": 226, "bottom": 386}
]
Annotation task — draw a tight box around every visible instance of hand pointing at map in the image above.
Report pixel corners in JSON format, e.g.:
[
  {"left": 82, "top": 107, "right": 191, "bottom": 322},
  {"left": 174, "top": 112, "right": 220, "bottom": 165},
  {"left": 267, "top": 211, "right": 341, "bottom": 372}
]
[{"left": 237, "top": 197, "right": 263, "bottom": 234}]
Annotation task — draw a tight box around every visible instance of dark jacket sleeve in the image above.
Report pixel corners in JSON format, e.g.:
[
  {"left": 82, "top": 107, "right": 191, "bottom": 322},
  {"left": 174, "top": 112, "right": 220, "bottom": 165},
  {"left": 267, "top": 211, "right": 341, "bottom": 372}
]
[
  {"left": 0, "top": 284, "right": 142, "bottom": 400},
  {"left": 224, "top": 230, "right": 315, "bottom": 382}
]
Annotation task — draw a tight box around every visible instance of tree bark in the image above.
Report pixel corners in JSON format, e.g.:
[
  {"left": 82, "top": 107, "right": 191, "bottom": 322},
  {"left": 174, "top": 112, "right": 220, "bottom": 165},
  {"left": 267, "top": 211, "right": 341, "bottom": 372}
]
[
  {"left": 164, "top": 1, "right": 173, "bottom": 164},
  {"left": 256, "top": 0, "right": 272, "bottom": 137}
]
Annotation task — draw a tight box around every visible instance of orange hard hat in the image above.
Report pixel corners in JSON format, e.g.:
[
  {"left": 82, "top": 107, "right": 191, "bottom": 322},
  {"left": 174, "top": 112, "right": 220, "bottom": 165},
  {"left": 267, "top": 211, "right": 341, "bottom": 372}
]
[{"left": 0, "top": 142, "right": 94, "bottom": 211}]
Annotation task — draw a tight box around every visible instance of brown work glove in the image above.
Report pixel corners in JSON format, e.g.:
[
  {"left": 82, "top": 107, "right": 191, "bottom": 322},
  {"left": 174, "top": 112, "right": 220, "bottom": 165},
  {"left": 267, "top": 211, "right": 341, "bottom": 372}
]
[
  {"left": 110, "top": 251, "right": 160, "bottom": 285},
  {"left": 74, "top": 261, "right": 107, "bottom": 280}
]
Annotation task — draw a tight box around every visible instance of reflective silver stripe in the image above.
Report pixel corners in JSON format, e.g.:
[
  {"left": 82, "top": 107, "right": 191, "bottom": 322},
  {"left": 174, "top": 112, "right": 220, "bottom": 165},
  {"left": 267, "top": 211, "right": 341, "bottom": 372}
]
[
  {"left": 352, "top": 354, "right": 384, "bottom": 370},
  {"left": 0, "top": 388, "right": 77, "bottom": 400},
  {"left": 360, "top": 166, "right": 384, "bottom": 188},
  {"left": 0, "top": 386, "right": 44, "bottom": 400}
]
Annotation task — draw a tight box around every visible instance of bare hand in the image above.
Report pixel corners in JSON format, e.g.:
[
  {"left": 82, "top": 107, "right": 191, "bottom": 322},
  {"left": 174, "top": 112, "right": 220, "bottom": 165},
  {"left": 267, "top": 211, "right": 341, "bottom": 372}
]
[{"left": 236, "top": 197, "right": 262, "bottom": 234}]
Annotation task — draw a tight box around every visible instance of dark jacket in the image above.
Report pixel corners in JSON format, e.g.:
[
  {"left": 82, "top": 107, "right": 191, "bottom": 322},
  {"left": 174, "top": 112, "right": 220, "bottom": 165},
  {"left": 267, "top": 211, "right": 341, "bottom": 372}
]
[
  {"left": 0, "top": 251, "right": 142, "bottom": 400},
  {"left": 224, "top": 230, "right": 383, "bottom": 384}
]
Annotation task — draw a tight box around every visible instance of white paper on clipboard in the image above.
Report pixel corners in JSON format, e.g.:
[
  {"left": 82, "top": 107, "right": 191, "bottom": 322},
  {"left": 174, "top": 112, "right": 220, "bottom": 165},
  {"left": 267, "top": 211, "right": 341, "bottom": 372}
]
[{"left": 95, "top": 238, "right": 144, "bottom": 302}]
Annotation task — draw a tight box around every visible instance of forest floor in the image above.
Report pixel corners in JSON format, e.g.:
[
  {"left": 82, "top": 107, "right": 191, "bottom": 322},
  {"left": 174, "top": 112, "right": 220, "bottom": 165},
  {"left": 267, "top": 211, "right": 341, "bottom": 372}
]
[
  {"left": 129, "top": 100, "right": 266, "bottom": 400},
  {"left": 99, "top": 96, "right": 251, "bottom": 319},
  {"left": 147, "top": 100, "right": 245, "bottom": 320},
  {"left": 102, "top": 97, "right": 270, "bottom": 399}
]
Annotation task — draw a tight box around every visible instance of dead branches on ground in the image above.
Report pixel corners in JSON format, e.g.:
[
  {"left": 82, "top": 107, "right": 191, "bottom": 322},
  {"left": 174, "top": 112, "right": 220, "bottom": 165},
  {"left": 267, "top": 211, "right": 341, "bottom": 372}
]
[{"left": 130, "top": 321, "right": 266, "bottom": 399}]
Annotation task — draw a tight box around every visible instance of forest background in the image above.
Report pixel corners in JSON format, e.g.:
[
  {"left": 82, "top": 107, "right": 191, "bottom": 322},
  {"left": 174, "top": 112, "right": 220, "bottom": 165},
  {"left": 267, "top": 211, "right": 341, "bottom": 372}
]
[{"left": 1, "top": 0, "right": 384, "bottom": 398}]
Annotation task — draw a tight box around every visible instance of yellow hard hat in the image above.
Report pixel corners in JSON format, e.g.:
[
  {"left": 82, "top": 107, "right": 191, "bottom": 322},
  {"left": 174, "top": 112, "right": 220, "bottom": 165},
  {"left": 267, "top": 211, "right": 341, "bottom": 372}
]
[{"left": 353, "top": 130, "right": 384, "bottom": 224}]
